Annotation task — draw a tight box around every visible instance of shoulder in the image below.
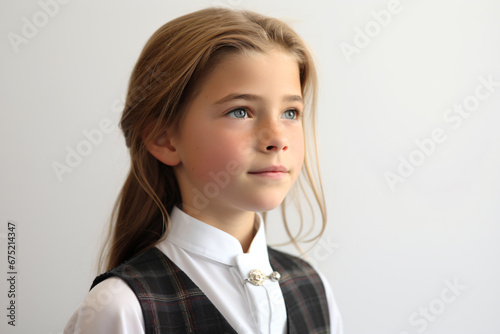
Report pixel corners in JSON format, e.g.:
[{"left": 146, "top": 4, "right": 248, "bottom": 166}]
[
  {"left": 64, "top": 277, "right": 144, "bottom": 334},
  {"left": 91, "top": 247, "right": 165, "bottom": 289},
  {"left": 97, "top": 247, "right": 163, "bottom": 274}
]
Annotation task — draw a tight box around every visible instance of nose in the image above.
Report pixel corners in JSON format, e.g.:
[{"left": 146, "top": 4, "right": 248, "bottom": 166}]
[
  {"left": 266, "top": 143, "right": 288, "bottom": 152},
  {"left": 257, "top": 119, "right": 289, "bottom": 152}
]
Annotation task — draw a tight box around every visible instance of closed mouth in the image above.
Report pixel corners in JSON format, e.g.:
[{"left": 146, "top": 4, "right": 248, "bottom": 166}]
[{"left": 248, "top": 165, "right": 287, "bottom": 174}]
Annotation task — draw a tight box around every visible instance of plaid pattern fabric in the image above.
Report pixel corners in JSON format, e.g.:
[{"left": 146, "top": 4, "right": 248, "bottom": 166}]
[
  {"left": 268, "top": 247, "right": 330, "bottom": 334},
  {"left": 91, "top": 247, "right": 236, "bottom": 334},
  {"left": 91, "top": 246, "right": 330, "bottom": 333}
]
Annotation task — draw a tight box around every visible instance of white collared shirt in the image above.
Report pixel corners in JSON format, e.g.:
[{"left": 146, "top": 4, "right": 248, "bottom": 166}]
[{"left": 64, "top": 207, "right": 343, "bottom": 334}]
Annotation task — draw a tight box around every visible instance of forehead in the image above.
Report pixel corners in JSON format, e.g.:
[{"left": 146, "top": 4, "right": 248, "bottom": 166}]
[{"left": 194, "top": 49, "right": 302, "bottom": 102}]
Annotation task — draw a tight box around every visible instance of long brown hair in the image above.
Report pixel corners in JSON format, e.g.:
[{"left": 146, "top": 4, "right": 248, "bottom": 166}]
[{"left": 98, "top": 7, "right": 326, "bottom": 273}]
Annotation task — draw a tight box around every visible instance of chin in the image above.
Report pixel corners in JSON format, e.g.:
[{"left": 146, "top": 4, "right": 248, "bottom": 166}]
[{"left": 245, "top": 196, "right": 285, "bottom": 213}]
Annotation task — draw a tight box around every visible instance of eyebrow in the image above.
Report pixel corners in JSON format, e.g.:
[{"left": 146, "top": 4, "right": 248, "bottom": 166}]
[{"left": 213, "top": 93, "right": 303, "bottom": 105}]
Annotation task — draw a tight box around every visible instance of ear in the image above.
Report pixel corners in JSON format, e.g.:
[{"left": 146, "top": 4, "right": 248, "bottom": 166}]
[{"left": 143, "top": 123, "right": 181, "bottom": 166}]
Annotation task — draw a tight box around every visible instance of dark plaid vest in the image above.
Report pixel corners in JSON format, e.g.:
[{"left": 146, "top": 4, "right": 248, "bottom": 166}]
[{"left": 91, "top": 247, "right": 330, "bottom": 334}]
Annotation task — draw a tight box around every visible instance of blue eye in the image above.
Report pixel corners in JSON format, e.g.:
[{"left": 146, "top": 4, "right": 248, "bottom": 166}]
[
  {"left": 282, "top": 109, "right": 298, "bottom": 120},
  {"left": 227, "top": 108, "right": 248, "bottom": 119}
]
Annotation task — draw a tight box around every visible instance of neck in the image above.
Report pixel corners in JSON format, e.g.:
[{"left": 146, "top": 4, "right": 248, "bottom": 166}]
[{"left": 181, "top": 206, "right": 257, "bottom": 253}]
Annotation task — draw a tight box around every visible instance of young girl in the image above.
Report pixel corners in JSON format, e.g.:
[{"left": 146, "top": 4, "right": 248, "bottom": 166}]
[{"left": 65, "top": 7, "right": 343, "bottom": 334}]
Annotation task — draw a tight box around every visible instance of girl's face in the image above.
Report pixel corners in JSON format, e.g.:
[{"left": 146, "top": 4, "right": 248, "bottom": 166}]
[{"left": 171, "top": 49, "right": 305, "bottom": 217}]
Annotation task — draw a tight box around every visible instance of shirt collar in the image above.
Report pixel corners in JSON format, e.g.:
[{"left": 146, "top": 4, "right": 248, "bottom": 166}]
[{"left": 160, "top": 206, "right": 269, "bottom": 266}]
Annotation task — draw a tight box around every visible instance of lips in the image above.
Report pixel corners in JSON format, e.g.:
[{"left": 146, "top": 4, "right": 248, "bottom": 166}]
[{"left": 248, "top": 165, "right": 288, "bottom": 174}]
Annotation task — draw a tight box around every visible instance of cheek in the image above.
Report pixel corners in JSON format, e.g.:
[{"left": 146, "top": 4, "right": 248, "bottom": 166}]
[
  {"left": 291, "top": 129, "right": 305, "bottom": 170},
  {"left": 183, "top": 129, "right": 247, "bottom": 184}
]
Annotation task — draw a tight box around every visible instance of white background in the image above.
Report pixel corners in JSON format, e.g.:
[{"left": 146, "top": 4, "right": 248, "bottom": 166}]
[{"left": 1, "top": 0, "right": 499, "bottom": 333}]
